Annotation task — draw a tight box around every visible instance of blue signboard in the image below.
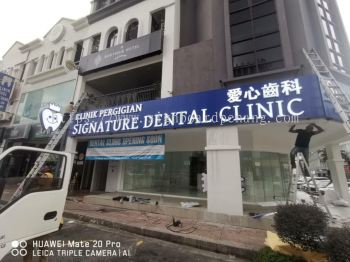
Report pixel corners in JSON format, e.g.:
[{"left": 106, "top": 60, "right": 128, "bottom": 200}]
[
  {"left": 0, "top": 72, "right": 15, "bottom": 111},
  {"left": 86, "top": 134, "right": 165, "bottom": 160},
  {"left": 69, "top": 75, "right": 338, "bottom": 137}
]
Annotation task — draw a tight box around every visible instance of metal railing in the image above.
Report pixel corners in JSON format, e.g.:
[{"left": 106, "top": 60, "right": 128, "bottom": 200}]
[{"left": 80, "top": 82, "right": 161, "bottom": 111}]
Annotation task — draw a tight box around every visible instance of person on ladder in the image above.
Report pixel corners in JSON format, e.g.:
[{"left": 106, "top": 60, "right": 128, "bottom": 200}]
[
  {"left": 60, "top": 101, "right": 74, "bottom": 129},
  {"left": 289, "top": 123, "right": 324, "bottom": 170}
]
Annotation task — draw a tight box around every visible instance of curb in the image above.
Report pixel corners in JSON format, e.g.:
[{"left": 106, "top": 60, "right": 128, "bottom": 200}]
[{"left": 64, "top": 211, "right": 258, "bottom": 260}]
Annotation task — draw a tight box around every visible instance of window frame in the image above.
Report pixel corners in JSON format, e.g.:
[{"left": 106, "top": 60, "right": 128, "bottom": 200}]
[
  {"left": 125, "top": 20, "right": 139, "bottom": 42},
  {"left": 229, "top": 0, "right": 284, "bottom": 77}
]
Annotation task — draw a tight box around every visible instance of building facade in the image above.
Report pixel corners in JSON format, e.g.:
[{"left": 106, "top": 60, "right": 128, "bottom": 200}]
[
  {"left": 0, "top": 18, "right": 83, "bottom": 180},
  {"left": 1, "top": 0, "right": 350, "bottom": 217}
]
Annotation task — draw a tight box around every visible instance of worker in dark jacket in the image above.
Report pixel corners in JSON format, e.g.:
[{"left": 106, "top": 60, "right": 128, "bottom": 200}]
[
  {"left": 289, "top": 123, "right": 324, "bottom": 169},
  {"left": 60, "top": 101, "right": 74, "bottom": 129}
]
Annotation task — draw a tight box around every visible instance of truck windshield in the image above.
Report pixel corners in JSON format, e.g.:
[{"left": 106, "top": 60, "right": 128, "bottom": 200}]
[{"left": 0, "top": 149, "right": 66, "bottom": 212}]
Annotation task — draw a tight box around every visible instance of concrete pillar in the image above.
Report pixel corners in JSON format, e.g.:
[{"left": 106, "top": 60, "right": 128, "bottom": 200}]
[
  {"left": 83, "top": 38, "right": 93, "bottom": 56},
  {"left": 99, "top": 33, "right": 106, "bottom": 52},
  {"left": 139, "top": 12, "right": 151, "bottom": 37},
  {"left": 64, "top": 47, "right": 75, "bottom": 63},
  {"left": 160, "top": 0, "right": 180, "bottom": 98},
  {"left": 35, "top": 57, "right": 44, "bottom": 74},
  {"left": 25, "top": 61, "right": 35, "bottom": 78},
  {"left": 205, "top": 126, "right": 243, "bottom": 216},
  {"left": 326, "top": 144, "right": 350, "bottom": 201}
]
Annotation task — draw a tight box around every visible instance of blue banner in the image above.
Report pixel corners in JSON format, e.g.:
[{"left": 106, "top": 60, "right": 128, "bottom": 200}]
[
  {"left": 69, "top": 75, "right": 337, "bottom": 137},
  {"left": 86, "top": 134, "right": 165, "bottom": 160},
  {"left": 0, "top": 72, "right": 15, "bottom": 112}
]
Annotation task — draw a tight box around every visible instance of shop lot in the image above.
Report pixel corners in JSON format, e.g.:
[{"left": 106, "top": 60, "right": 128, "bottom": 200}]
[{"left": 3, "top": 220, "right": 247, "bottom": 262}]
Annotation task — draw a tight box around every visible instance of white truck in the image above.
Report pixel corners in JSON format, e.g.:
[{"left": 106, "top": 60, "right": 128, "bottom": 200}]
[{"left": 0, "top": 146, "right": 74, "bottom": 260}]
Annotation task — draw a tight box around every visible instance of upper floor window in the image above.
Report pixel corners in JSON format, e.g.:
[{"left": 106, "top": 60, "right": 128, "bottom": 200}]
[
  {"left": 58, "top": 47, "right": 65, "bottom": 66},
  {"left": 229, "top": 0, "right": 284, "bottom": 77},
  {"left": 37, "top": 55, "right": 45, "bottom": 73},
  {"left": 151, "top": 9, "right": 165, "bottom": 32},
  {"left": 91, "top": 34, "right": 101, "bottom": 54},
  {"left": 317, "top": 0, "right": 347, "bottom": 73},
  {"left": 125, "top": 20, "right": 139, "bottom": 42},
  {"left": 94, "top": 0, "right": 120, "bottom": 11},
  {"left": 74, "top": 41, "right": 84, "bottom": 63},
  {"left": 96, "top": 0, "right": 108, "bottom": 10},
  {"left": 107, "top": 29, "right": 118, "bottom": 48}
]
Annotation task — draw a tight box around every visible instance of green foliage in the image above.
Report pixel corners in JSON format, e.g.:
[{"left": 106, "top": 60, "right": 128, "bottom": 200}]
[
  {"left": 324, "top": 226, "right": 350, "bottom": 262},
  {"left": 254, "top": 247, "right": 306, "bottom": 262},
  {"left": 273, "top": 204, "right": 329, "bottom": 251}
]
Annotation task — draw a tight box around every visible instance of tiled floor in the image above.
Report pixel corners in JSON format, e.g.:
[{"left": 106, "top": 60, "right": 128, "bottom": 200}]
[{"left": 64, "top": 198, "right": 267, "bottom": 253}]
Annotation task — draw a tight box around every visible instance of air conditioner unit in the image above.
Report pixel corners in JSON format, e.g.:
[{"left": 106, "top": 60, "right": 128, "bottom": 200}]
[{"left": 0, "top": 112, "right": 13, "bottom": 122}]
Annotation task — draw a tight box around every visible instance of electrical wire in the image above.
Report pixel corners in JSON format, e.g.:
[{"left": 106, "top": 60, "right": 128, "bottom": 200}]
[{"left": 165, "top": 221, "right": 198, "bottom": 234}]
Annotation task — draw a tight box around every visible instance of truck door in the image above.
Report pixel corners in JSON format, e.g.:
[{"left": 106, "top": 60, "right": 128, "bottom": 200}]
[{"left": 0, "top": 146, "right": 73, "bottom": 260}]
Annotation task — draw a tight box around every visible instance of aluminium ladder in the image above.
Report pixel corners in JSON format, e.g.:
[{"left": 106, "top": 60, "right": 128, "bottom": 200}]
[
  {"left": 287, "top": 152, "right": 333, "bottom": 219},
  {"left": 10, "top": 92, "right": 87, "bottom": 201},
  {"left": 303, "top": 49, "right": 350, "bottom": 133}
]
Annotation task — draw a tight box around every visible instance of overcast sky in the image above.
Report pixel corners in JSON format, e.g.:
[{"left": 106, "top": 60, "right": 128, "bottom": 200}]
[{"left": 0, "top": 0, "right": 350, "bottom": 58}]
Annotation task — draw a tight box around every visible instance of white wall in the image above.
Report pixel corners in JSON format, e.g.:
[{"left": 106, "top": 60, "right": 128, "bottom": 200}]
[
  {"left": 105, "top": 160, "right": 123, "bottom": 192},
  {"left": 74, "top": 0, "right": 179, "bottom": 97}
]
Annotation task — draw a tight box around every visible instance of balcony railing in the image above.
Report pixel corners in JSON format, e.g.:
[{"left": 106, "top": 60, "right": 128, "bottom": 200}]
[{"left": 80, "top": 83, "right": 161, "bottom": 111}]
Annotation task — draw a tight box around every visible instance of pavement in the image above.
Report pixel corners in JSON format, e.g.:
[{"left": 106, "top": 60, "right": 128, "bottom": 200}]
[
  {"left": 63, "top": 198, "right": 267, "bottom": 260},
  {"left": 3, "top": 220, "right": 249, "bottom": 262}
]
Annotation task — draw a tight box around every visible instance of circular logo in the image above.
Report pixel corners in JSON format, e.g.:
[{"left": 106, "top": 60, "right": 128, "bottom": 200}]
[
  {"left": 11, "top": 241, "right": 19, "bottom": 248},
  {"left": 11, "top": 240, "right": 27, "bottom": 257}
]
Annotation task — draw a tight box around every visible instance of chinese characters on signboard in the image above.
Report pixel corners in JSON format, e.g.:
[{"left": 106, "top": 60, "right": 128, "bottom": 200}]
[{"left": 227, "top": 78, "right": 302, "bottom": 103}]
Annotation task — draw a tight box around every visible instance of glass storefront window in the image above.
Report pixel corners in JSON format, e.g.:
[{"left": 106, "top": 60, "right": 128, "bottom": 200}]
[
  {"left": 14, "top": 80, "right": 75, "bottom": 124},
  {"left": 240, "top": 151, "right": 289, "bottom": 202},
  {"left": 122, "top": 150, "right": 289, "bottom": 202},
  {"left": 123, "top": 151, "right": 206, "bottom": 198}
]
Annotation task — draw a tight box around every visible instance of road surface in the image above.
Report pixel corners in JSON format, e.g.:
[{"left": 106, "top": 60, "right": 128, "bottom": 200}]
[{"left": 3, "top": 219, "right": 249, "bottom": 262}]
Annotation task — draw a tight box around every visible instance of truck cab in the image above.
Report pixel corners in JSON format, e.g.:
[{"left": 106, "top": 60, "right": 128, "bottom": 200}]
[{"left": 0, "top": 146, "right": 74, "bottom": 260}]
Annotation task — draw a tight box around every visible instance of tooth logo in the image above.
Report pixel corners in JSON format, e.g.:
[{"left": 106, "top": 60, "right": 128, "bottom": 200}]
[
  {"left": 1, "top": 75, "right": 14, "bottom": 88},
  {"left": 39, "top": 103, "right": 63, "bottom": 133}
]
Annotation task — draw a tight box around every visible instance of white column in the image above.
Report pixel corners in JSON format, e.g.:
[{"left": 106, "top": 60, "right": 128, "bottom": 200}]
[
  {"left": 83, "top": 38, "right": 93, "bottom": 56},
  {"left": 35, "top": 58, "right": 43, "bottom": 74},
  {"left": 99, "top": 33, "right": 106, "bottom": 51},
  {"left": 24, "top": 61, "right": 35, "bottom": 80},
  {"left": 65, "top": 47, "right": 75, "bottom": 62},
  {"left": 206, "top": 126, "right": 243, "bottom": 216},
  {"left": 139, "top": 12, "right": 151, "bottom": 37},
  {"left": 160, "top": 0, "right": 180, "bottom": 98},
  {"left": 326, "top": 144, "right": 350, "bottom": 201}
]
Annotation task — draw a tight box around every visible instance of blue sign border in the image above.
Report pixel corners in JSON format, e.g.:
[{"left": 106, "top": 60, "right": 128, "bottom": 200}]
[{"left": 69, "top": 75, "right": 339, "bottom": 137}]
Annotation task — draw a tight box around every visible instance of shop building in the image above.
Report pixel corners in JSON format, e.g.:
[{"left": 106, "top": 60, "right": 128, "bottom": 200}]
[
  {"left": 0, "top": 18, "right": 86, "bottom": 178},
  {"left": 1, "top": 0, "right": 350, "bottom": 217},
  {"left": 62, "top": 0, "right": 350, "bottom": 217},
  {"left": 0, "top": 42, "right": 27, "bottom": 150},
  {"left": 64, "top": 0, "right": 181, "bottom": 194}
]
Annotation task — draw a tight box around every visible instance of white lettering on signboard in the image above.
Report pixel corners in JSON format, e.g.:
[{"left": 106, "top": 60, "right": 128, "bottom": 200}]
[{"left": 70, "top": 77, "right": 314, "bottom": 136}]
